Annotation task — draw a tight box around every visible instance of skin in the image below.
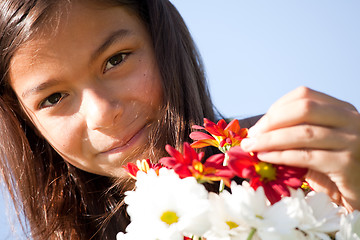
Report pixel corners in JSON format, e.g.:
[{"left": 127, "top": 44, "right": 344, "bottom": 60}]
[
  {"left": 7, "top": 0, "right": 360, "bottom": 213},
  {"left": 241, "top": 86, "right": 360, "bottom": 211},
  {"left": 9, "top": 2, "right": 163, "bottom": 177}
]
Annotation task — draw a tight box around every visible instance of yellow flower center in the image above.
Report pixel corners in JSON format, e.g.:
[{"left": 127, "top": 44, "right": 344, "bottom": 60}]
[
  {"left": 226, "top": 221, "right": 239, "bottom": 230},
  {"left": 301, "top": 181, "right": 311, "bottom": 191},
  {"left": 254, "top": 162, "right": 276, "bottom": 182},
  {"left": 160, "top": 211, "right": 179, "bottom": 225},
  {"left": 193, "top": 161, "right": 204, "bottom": 173}
]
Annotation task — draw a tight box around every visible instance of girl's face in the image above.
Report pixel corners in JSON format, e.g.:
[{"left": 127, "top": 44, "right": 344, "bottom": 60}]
[{"left": 9, "top": 2, "right": 163, "bottom": 177}]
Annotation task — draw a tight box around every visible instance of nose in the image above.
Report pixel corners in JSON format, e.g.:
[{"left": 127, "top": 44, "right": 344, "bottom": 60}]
[{"left": 81, "top": 89, "right": 123, "bottom": 130}]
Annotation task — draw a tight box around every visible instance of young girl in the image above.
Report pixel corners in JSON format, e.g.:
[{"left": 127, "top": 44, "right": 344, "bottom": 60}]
[{"left": 0, "top": 0, "right": 359, "bottom": 239}]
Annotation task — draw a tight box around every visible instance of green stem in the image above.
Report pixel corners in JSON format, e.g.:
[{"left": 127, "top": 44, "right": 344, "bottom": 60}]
[
  {"left": 223, "top": 152, "right": 229, "bottom": 166},
  {"left": 218, "top": 153, "right": 229, "bottom": 193},
  {"left": 247, "top": 228, "right": 257, "bottom": 240}
]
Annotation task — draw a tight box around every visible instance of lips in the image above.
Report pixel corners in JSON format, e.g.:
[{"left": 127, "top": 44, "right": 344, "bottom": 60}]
[{"left": 99, "top": 124, "right": 148, "bottom": 155}]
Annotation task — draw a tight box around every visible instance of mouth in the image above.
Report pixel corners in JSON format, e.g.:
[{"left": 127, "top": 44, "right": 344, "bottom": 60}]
[{"left": 99, "top": 124, "right": 149, "bottom": 155}]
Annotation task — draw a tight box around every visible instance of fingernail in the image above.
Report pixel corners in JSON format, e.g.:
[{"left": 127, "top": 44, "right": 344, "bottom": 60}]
[{"left": 241, "top": 138, "right": 256, "bottom": 152}]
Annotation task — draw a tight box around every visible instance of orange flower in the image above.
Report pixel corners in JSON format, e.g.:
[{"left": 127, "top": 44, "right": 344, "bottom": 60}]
[
  {"left": 190, "top": 118, "right": 248, "bottom": 153},
  {"left": 123, "top": 159, "right": 162, "bottom": 179},
  {"left": 159, "top": 143, "right": 234, "bottom": 186},
  {"left": 227, "top": 147, "right": 308, "bottom": 204}
]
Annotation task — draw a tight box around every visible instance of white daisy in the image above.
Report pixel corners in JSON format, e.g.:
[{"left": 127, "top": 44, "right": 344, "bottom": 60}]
[
  {"left": 121, "top": 168, "right": 211, "bottom": 240},
  {"left": 336, "top": 210, "right": 360, "bottom": 240},
  {"left": 205, "top": 181, "right": 298, "bottom": 240},
  {"left": 285, "top": 189, "right": 345, "bottom": 240},
  {"left": 204, "top": 191, "right": 250, "bottom": 240}
]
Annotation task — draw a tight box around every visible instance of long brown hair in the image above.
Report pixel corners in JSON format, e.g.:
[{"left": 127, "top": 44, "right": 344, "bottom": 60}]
[{"left": 0, "top": 0, "right": 216, "bottom": 239}]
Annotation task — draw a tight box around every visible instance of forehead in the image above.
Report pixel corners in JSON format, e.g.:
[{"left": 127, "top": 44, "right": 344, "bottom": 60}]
[
  {"left": 28, "top": 1, "right": 141, "bottom": 48},
  {"left": 9, "top": 1, "right": 147, "bottom": 85}
]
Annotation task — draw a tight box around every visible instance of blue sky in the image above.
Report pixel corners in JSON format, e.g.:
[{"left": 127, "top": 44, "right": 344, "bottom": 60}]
[
  {"left": 1, "top": 0, "right": 359, "bottom": 237},
  {"left": 172, "top": 0, "right": 360, "bottom": 117}
]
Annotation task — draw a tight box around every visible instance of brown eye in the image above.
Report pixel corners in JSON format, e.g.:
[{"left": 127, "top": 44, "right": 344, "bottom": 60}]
[
  {"left": 104, "top": 53, "right": 128, "bottom": 72},
  {"left": 40, "top": 92, "right": 67, "bottom": 108}
]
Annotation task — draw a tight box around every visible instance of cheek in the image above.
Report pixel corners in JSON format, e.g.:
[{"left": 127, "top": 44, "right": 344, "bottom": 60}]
[
  {"left": 143, "top": 79, "right": 163, "bottom": 109},
  {"left": 137, "top": 66, "right": 164, "bottom": 109},
  {"left": 34, "top": 116, "right": 84, "bottom": 157}
]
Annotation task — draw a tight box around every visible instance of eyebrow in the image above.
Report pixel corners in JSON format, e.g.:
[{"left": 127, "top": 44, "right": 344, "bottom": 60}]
[
  {"left": 21, "top": 29, "right": 133, "bottom": 99},
  {"left": 90, "top": 28, "right": 133, "bottom": 64},
  {"left": 22, "top": 79, "right": 61, "bottom": 99}
]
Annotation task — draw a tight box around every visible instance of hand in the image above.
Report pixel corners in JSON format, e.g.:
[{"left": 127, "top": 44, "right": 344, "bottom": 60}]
[{"left": 240, "top": 86, "right": 360, "bottom": 211}]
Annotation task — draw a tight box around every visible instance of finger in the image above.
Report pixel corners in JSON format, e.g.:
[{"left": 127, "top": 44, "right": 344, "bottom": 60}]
[
  {"left": 255, "top": 149, "right": 350, "bottom": 174},
  {"left": 306, "top": 169, "right": 360, "bottom": 211},
  {"left": 249, "top": 86, "right": 359, "bottom": 136},
  {"left": 305, "top": 170, "right": 342, "bottom": 205},
  {"left": 268, "top": 86, "right": 357, "bottom": 113},
  {"left": 248, "top": 99, "right": 359, "bottom": 137},
  {"left": 241, "top": 125, "right": 350, "bottom": 152}
]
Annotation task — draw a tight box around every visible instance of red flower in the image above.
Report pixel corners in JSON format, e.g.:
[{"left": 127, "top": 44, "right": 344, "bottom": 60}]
[
  {"left": 159, "top": 142, "right": 234, "bottom": 186},
  {"left": 190, "top": 118, "right": 248, "bottom": 153},
  {"left": 123, "top": 159, "right": 163, "bottom": 179},
  {"left": 227, "top": 147, "right": 308, "bottom": 204}
]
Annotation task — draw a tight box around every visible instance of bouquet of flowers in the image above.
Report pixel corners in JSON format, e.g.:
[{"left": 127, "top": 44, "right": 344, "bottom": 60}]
[{"left": 117, "top": 119, "right": 360, "bottom": 240}]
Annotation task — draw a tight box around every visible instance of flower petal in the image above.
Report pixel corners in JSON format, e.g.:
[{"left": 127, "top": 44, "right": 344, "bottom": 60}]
[
  {"left": 183, "top": 142, "right": 198, "bottom": 164},
  {"left": 224, "top": 119, "right": 240, "bottom": 133},
  {"left": 165, "top": 144, "right": 186, "bottom": 164},
  {"left": 190, "top": 139, "right": 219, "bottom": 149},
  {"left": 205, "top": 153, "right": 225, "bottom": 165},
  {"left": 189, "top": 131, "right": 215, "bottom": 141},
  {"left": 159, "top": 157, "right": 178, "bottom": 168}
]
